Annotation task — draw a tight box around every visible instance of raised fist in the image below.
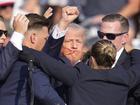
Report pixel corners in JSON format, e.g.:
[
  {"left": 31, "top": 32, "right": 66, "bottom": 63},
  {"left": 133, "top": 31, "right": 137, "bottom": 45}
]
[
  {"left": 58, "top": 6, "right": 80, "bottom": 30},
  {"left": 62, "top": 6, "right": 79, "bottom": 23}
]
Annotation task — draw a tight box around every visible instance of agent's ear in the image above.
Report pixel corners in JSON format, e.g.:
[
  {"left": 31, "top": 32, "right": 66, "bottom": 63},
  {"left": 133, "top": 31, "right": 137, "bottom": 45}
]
[
  {"left": 30, "top": 33, "right": 37, "bottom": 44},
  {"left": 122, "top": 33, "right": 129, "bottom": 45}
]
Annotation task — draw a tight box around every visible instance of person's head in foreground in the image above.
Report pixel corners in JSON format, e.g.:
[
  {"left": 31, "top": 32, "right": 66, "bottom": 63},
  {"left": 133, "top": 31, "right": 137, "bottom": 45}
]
[{"left": 90, "top": 39, "right": 117, "bottom": 70}]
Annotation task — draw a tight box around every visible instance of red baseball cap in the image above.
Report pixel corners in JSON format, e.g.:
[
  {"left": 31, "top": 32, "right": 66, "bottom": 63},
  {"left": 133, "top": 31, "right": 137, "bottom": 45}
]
[{"left": 0, "top": 0, "right": 15, "bottom": 6}]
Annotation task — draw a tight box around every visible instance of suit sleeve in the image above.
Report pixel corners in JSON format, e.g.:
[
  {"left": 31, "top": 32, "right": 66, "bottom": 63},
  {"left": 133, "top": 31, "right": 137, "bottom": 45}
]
[
  {"left": 32, "top": 68, "right": 65, "bottom": 105},
  {"left": 0, "top": 42, "right": 19, "bottom": 80},
  {"left": 43, "top": 25, "right": 66, "bottom": 59},
  {"left": 127, "top": 50, "right": 140, "bottom": 104},
  {"left": 127, "top": 50, "right": 140, "bottom": 87},
  {"left": 43, "top": 34, "right": 64, "bottom": 59},
  {"left": 32, "top": 51, "right": 79, "bottom": 87}
]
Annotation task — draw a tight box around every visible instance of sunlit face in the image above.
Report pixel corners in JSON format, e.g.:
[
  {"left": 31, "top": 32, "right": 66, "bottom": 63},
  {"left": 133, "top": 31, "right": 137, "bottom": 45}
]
[
  {"left": 0, "top": 21, "right": 7, "bottom": 47},
  {"left": 100, "top": 21, "right": 128, "bottom": 51},
  {"left": 34, "top": 27, "right": 49, "bottom": 51},
  {"left": 61, "top": 28, "right": 85, "bottom": 64}
]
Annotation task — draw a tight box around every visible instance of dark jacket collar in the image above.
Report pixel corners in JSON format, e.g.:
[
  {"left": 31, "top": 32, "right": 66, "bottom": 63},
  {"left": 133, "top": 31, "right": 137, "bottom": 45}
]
[{"left": 116, "top": 49, "right": 131, "bottom": 69}]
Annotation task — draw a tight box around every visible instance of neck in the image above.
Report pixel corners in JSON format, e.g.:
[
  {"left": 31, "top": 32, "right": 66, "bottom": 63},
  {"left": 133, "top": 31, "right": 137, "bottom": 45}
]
[{"left": 23, "top": 40, "right": 35, "bottom": 50}]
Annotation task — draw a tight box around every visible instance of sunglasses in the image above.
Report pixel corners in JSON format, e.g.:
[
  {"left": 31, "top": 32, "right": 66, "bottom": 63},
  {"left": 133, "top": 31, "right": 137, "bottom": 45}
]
[
  {"left": 97, "top": 31, "right": 127, "bottom": 40},
  {"left": 0, "top": 30, "right": 8, "bottom": 37}
]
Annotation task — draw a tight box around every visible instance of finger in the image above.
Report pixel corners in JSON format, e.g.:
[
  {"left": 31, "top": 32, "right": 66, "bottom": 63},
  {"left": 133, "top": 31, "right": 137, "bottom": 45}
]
[
  {"left": 47, "top": 13, "right": 53, "bottom": 18},
  {"left": 24, "top": 18, "right": 29, "bottom": 25},
  {"left": 18, "top": 15, "right": 26, "bottom": 22},
  {"left": 44, "top": 12, "right": 53, "bottom": 18},
  {"left": 46, "top": 7, "right": 53, "bottom": 13},
  {"left": 66, "top": 7, "right": 79, "bottom": 15},
  {"left": 71, "top": 7, "right": 79, "bottom": 15},
  {"left": 14, "top": 14, "right": 22, "bottom": 22},
  {"left": 21, "top": 16, "right": 28, "bottom": 23},
  {"left": 44, "top": 7, "right": 53, "bottom": 18}
]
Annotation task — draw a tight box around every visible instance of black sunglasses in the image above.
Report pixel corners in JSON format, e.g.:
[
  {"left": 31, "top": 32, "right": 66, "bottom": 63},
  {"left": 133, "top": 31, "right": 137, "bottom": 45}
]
[
  {"left": 97, "top": 31, "right": 127, "bottom": 40},
  {"left": 0, "top": 30, "right": 8, "bottom": 37}
]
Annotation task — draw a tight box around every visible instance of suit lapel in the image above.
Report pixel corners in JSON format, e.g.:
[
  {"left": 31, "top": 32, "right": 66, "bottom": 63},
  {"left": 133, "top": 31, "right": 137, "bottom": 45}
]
[{"left": 116, "top": 49, "right": 131, "bottom": 69}]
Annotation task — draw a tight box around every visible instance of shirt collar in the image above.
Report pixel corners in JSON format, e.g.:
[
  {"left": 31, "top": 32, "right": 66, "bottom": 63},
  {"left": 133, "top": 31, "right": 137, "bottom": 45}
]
[{"left": 112, "top": 47, "right": 124, "bottom": 68}]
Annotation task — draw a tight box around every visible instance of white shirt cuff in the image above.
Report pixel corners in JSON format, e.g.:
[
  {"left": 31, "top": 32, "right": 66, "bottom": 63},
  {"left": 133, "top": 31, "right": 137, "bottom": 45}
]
[
  {"left": 10, "top": 31, "right": 25, "bottom": 51},
  {"left": 51, "top": 25, "right": 68, "bottom": 39}
]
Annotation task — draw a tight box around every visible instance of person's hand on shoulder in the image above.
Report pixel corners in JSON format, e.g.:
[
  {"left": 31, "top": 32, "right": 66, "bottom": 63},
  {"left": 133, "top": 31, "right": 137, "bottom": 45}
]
[{"left": 13, "top": 14, "right": 29, "bottom": 35}]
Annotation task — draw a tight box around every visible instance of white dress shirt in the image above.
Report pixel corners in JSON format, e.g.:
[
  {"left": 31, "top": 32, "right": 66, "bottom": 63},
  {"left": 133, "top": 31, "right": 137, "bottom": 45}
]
[
  {"left": 112, "top": 47, "right": 124, "bottom": 68},
  {"left": 51, "top": 25, "right": 68, "bottom": 39},
  {"left": 10, "top": 31, "right": 24, "bottom": 51}
]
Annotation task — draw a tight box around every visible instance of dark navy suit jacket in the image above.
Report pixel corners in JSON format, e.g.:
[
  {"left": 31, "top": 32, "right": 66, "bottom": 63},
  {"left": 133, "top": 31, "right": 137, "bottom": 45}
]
[
  {"left": 31, "top": 49, "right": 140, "bottom": 105},
  {"left": 0, "top": 46, "right": 65, "bottom": 105},
  {"left": 0, "top": 42, "right": 19, "bottom": 81},
  {"left": 43, "top": 35, "right": 69, "bottom": 101},
  {"left": 116, "top": 49, "right": 140, "bottom": 105},
  {"left": 44, "top": 34, "right": 140, "bottom": 105},
  {"left": 116, "top": 49, "right": 131, "bottom": 69}
]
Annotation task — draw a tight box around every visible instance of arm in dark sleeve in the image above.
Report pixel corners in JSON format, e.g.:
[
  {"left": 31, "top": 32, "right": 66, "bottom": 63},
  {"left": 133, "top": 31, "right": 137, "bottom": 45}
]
[
  {"left": 128, "top": 84, "right": 140, "bottom": 105},
  {"left": 32, "top": 51, "right": 79, "bottom": 86},
  {"left": 127, "top": 50, "right": 140, "bottom": 104},
  {"left": 43, "top": 32, "right": 65, "bottom": 59},
  {"left": 0, "top": 42, "right": 19, "bottom": 80},
  {"left": 128, "top": 50, "right": 140, "bottom": 85},
  {"left": 112, "top": 50, "right": 140, "bottom": 87},
  {"left": 33, "top": 68, "right": 65, "bottom": 105},
  {"left": 128, "top": 49, "right": 140, "bottom": 86}
]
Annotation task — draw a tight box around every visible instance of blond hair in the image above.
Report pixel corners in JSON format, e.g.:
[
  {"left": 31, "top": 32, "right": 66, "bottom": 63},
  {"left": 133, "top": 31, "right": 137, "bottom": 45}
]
[{"left": 91, "top": 40, "right": 116, "bottom": 68}]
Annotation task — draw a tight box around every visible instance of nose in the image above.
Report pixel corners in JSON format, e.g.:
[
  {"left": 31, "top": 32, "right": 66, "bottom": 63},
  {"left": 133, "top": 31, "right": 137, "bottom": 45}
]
[
  {"left": 72, "top": 41, "right": 77, "bottom": 49},
  {"left": 1, "top": 34, "right": 7, "bottom": 40},
  {"left": 0, "top": 34, "right": 7, "bottom": 43},
  {"left": 103, "top": 36, "right": 108, "bottom": 40}
]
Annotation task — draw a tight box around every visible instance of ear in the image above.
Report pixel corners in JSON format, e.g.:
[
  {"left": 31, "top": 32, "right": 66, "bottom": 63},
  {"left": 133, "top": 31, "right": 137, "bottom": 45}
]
[
  {"left": 30, "top": 33, "right": 37, "bottom": 44},
  {"left": 122, "top": 34, "right": 129, "bottom": 45}
]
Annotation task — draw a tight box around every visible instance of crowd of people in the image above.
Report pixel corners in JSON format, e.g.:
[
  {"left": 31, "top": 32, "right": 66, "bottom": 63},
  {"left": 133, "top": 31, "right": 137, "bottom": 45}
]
[{"left": 0, "top": 0, "right": 140, "bottom": 105}]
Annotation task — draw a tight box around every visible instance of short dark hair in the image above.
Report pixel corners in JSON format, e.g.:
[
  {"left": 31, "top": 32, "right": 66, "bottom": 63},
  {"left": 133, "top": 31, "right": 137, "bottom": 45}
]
[
  {"left": 102, "top": 14, "right": 129, "bottom": 33},
  {"left": 25, "top": 13, "right": 51, "bottom": 31},
  {"left": 91, "top": 40, "right": 116, "bottom": 68}
]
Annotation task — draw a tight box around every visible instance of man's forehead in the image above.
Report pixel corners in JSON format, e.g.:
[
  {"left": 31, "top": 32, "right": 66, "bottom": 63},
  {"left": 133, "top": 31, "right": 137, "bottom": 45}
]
[
  {"left": 100, "top": 21, "right": 122, "bottom": 32},
  {"left": 65, "top": 34, "right": 84, "bottom": 39}
]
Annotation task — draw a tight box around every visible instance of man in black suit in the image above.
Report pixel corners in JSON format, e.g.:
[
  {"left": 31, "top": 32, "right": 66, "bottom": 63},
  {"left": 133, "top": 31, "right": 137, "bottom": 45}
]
[
  {"left": 21, "top": 7, "right": 79, "bottom": 104},
  {"left": 0, "top": 14, "right": 29, "bottom": 81},
  {"left": 20, "top": 14, "right": 139, "bottom": 105},
  {"left": 98, "top": 14, "right": 131, "bottom": 68},
  {"left": 98, "top": 14, "right": 140, "bottom": 105},
  {"left": 0, "top": 13, "right": 69, "bottom": 105},
  {"left": 42, "top": 6, "right": 82, "bottom": 103},
  {"left": 60, "top": 23, "right": 87, "bottom": 65}
]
